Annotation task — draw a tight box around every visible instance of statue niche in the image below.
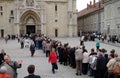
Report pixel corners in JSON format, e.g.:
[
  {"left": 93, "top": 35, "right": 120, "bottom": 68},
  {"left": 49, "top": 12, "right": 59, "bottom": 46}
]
[{"left": 26, "top": 0, "right": 34, "bottom": 6}]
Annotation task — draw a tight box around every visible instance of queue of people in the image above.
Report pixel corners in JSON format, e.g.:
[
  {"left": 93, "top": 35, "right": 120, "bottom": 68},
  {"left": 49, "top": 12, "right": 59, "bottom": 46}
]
[
  {"left": 39, "top": 35, "right": 120, "bottom": 78},
  {"left": 1, "top": 33, "right": 120, "bottom": 78}
]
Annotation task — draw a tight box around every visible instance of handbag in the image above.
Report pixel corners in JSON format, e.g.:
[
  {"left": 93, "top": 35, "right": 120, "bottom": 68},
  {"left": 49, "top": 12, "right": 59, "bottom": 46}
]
[{"left": 113, "top": 63, "right": 120, "bottom": 74}]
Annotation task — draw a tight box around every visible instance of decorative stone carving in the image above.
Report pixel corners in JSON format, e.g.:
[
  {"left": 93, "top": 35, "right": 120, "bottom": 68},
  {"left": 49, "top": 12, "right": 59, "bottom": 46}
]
[{"left": 26, "top": 0, "right": 34, "bottom": 6}]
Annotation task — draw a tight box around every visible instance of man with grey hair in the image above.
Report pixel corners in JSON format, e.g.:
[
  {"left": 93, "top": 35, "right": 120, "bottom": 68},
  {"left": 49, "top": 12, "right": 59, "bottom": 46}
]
[
  {"left": 0, "top": 66, "right": 11, "bottom": 78},
  {"left": 1, "top": 55, "right": 22, "bottom": 78}
]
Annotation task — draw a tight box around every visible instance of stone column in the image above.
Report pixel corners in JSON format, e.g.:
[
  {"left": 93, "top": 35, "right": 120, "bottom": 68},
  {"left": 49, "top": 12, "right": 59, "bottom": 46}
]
[
  {"left": 40, "top": 0, "right": 46, "bottom": 36},
  {"left": 68, "top": 0, "right": 73, "bottom": 37},
  {"left": 73, "top": 0, "right": 77, "bottom": 37},
  {"left": 14, "top": 0, "right": 20, "bottom": 35}
]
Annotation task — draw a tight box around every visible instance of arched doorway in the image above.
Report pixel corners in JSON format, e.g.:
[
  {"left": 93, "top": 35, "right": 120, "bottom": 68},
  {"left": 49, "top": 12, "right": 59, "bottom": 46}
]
[
  {"left": 26, "top": 16, "right": 36, "bottom": 35},
  {"left": 20, "top": 10, "right": 41, "bottom": 35}
]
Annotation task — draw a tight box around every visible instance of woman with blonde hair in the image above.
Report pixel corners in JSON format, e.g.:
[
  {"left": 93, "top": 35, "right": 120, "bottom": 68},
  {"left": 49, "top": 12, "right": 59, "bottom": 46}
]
[
  {"left": 107, "top": 53, "right": 116, "bottom": 78},
  {"left": 114, "top": 52, "right": 118, "bottom": 60},
  {"left": 114, "top": 55, "right": 120, "bottom": 78}
]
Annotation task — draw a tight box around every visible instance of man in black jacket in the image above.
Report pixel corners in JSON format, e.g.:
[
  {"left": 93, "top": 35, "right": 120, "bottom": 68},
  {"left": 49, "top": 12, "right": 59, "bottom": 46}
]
[
  {"left": 24, "top": 64, "right": 41, "bottom": 78},
  {"left": 96, "top": 52, "right": 106, "bottom": 78}
]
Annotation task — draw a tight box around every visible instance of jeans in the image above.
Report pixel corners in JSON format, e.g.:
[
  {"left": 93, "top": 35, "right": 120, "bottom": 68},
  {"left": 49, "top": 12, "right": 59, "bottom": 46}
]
[{"left": 51, "top": 63, "right": 57, "bottom": 74}]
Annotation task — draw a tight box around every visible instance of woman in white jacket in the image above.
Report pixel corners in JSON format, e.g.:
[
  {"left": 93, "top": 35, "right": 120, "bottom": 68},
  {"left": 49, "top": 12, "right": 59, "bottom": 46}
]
[{"left": 82, "top": 49, "right": 89, "bottom": 75}]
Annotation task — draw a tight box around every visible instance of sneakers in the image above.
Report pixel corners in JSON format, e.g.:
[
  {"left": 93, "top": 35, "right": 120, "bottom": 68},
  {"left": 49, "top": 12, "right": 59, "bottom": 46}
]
[
  {"left": 76, "top": 73, "right": 82, "bottom": 76},
  {"left": 76, "top": 73, "right": 79, "bottom": 75}
]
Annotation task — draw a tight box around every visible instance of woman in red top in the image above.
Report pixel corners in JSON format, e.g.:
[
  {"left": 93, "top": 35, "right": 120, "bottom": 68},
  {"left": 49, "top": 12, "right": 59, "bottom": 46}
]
[{"left": 48, "top": 48, "right": 58, "bottom": 74}]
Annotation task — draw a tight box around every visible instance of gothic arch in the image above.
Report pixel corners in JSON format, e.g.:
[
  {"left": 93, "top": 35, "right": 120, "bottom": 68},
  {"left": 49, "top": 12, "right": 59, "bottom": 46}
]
[
  {"left": 20, "top": 10, "right": 41, "bottom": 34},
  {"left": 20, "top": 10, "right": 40, "bottom": 25}
]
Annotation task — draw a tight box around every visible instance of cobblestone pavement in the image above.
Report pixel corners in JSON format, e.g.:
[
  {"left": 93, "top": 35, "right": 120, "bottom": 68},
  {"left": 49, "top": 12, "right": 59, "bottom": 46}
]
[{"left": 0, "top": 37, "right": 120, "bottom": 78}]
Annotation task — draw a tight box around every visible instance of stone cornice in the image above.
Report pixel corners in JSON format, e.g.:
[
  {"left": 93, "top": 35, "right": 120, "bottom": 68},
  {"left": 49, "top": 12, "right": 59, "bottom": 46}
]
[
  {"left": 105, "top": 0, "right": 120, "bottom": 6},
  {"left": 45, "top": 0, "right": 67, "bottom": 3}
]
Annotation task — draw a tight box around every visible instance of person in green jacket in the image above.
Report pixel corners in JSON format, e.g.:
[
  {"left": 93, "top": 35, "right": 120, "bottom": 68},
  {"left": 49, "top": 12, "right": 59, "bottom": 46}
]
[{"left": 96, "top": 41, "right": 100, "bottom": 52}]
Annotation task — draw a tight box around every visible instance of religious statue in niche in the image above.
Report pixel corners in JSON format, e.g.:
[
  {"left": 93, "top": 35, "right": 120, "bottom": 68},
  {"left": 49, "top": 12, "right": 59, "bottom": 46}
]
[{"left": 26, "top": 0, "right": 34, "bottom": 6}]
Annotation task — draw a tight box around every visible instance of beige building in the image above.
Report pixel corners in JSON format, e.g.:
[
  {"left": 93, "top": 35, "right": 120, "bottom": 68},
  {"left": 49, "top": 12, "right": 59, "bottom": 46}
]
[
  {"left": 77, "top": 0, "right": 105, "bottom": 36},
  {"left": 0, "top": 0, "right": 77, "bottom": 38},
  {"left": 104, "top": 0, "right": 120, "bottom": 35}
]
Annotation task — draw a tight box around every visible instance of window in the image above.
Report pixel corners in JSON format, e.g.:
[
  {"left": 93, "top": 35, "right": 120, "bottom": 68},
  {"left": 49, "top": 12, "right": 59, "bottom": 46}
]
[
  {"left": 55, "top": 19, "right": 58, "bottom": 22},
  {"left": 11, "top": 10, "right": 13, "bottom": 15},
  {"left": 9, "top": 19, "right": 11, "bottom": 23},
  {"left": 118, "top": 7, "right": 120, "bottom": 14},
  {"left": 55, "top": 5, "right": 57, "bottom": 11},
  {"left": 1, "top": 12, "right": 3, "bottom": 15},
  {"left": 70, "top": 14, "right": 72, "bottom": 18},
  {"left": 0, "top": 6, "right": 2, "bottom": 11}
]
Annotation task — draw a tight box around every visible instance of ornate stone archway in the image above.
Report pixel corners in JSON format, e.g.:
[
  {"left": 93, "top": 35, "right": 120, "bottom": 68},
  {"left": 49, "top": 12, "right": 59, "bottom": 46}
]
[{"left": 20, "top": 10, "right": 41, "bottom": 35}]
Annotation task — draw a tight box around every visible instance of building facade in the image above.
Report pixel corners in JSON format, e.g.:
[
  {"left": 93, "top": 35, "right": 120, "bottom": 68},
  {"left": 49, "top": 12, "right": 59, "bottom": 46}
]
[
  {"left": 77, "top": 0, "right": 105, "bottom": 36},
  {"left": 104, "top": 0, "right": 120, "bottom": 35},
  {"left": 0, "top": 0, "right": 77, "bottom": 38}
]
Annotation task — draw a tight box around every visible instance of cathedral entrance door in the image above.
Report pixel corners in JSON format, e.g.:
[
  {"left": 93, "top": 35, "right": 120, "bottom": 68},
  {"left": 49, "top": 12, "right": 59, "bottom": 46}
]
[{"left": 26, "top": 25, "right": 35, "bottom": 35}]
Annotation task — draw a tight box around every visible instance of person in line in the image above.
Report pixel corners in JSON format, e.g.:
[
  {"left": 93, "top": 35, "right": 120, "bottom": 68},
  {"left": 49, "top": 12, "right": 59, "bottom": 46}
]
[
  {"left": 5, "top": 35, "right": 8, "bottom": 44},
  {"left": 45, "top": 41, "right": 51, "bottom": 57},
  {"left": 114, "top": 56, "right": 120, "bottom": 78},
  {"left": 80, "top": 35, "right": 84, "bottom": 46},
  {"left": 75, "top": 46, "right": 83, "bottom": 75},
  {"left": 30, "top": 41, "right": 35, "bottom": 57},
  {"left": 48, "top": 47, "right": 58, "bottom": 74},
  {"left": 107, "top": 53, "right": 116, "bottom": 78},
  {"left": 20, "top": 37, "right": 24, "bottom": 49},
  {"left": 0, "top": 49, "right": 6, "bottom": 65},
  {"left": 82, "top": 47, "right": 89, "bottom": 75},
  {"left": 96, "top": 40, "right": 100, "bottom": 52},
  {"left": 0, "top": 66, "right": 11, "bottom": 78},
  {"left": 24, "top": 64, "right": 41, "bottom": 78},
  {"left": 2, "top": 55, "right": 22, "bottom": 78},
  {"left": 96, "top": 51, "right": 106, "bottom": 78}
]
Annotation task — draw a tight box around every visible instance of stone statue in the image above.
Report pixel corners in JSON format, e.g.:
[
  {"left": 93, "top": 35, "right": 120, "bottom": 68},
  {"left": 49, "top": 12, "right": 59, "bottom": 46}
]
[{"left": 26, "top": 0, "right": 34, "bottom": 6}]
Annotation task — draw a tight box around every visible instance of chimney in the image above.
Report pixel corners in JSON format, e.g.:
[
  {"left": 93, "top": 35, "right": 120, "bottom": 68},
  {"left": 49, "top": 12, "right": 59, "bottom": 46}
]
[
  {"left": 90, "top": 1, "right": 92, "bottom": 5},
  {"left": 87, "top": 3, "right": 89, "bottom": 9},
  {"left": 93, "top": 0, "right": 96, "bottom": 7},
  {"left": 101, "top": 0, "right": 104, "bottom": 4}
]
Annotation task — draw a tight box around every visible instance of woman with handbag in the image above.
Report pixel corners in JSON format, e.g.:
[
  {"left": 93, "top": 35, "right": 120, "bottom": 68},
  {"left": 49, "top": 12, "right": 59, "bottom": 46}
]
[
  {"left": 48, "top": 47, "right": 58, "bottom": 74},
  {"left": 114, "top": 56, "right": 120, "bottom": 78},
  {"left": 107, "top": 53, "right": 116, "bottom": 78}
]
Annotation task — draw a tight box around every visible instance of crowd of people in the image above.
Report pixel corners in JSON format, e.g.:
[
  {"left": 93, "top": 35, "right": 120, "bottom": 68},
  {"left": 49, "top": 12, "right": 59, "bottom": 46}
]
[{"left": 1, "top": 33, "right": 120, "bottom": 78}]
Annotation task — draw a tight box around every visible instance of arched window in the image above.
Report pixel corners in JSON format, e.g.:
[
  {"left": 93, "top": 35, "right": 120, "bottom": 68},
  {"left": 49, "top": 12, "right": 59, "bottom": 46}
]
[
  {"left": 55, "top": 5, "right": 57, "bottom": 11},
  {"left": 11, "top": 10, "right": 13, "bottom": 15},
  {"left": 0, "top": 6, "right": 2, "bottom": 11}
]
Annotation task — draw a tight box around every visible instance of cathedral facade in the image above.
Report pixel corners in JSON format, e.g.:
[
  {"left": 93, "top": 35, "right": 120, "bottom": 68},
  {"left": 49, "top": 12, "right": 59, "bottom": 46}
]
[{"left": 0, "top": 0, "right": 77, "bottom": 37}]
